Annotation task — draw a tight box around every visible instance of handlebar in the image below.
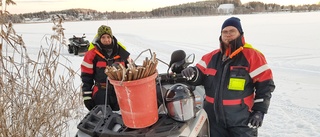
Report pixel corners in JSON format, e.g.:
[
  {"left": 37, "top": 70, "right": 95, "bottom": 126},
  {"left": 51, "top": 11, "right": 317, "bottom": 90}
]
[
  {"left": 157, "top": 73, "right": 186, "bottom": 85},
  {"left": 157, "top": 73, "right": 196, "bottom": 92}
]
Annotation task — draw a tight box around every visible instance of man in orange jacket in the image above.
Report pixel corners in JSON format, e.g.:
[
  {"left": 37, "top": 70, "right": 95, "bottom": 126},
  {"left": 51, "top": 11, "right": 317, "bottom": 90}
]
[
  {"left": 81, "top": 25, "right": 130, "bottom": 111},
  {"left": 181, "top": 17, "right": 275, "bottom": 137}
]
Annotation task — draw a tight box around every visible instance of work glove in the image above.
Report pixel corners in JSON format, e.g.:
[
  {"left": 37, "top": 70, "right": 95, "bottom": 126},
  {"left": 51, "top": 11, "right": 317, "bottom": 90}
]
[
  {"left": 248, "top": 111, "right": 264, "bottom": 128},
  {"left": 181, "top": 67, "right": 196, "bottom": 80},
  {"left": 83, "top": 91, "right": 95, "bottom": 111},
  {"left": 112, "top": 62, "right": 120, "bottom": 68}
]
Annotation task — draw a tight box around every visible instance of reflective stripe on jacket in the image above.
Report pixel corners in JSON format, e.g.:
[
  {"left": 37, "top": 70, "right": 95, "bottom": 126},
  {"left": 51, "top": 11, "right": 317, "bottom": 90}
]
[{"left": 205, "top": 94, "right": 254, "bottom": 111}]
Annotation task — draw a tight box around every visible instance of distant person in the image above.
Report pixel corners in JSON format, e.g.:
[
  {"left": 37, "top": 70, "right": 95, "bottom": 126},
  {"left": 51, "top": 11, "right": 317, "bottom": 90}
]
[
  {"left": 81, "top": 25, "right": 131, "bottom": 111},
  {"left": 181, "top": 17, "right": 275, "bottom": 137}
]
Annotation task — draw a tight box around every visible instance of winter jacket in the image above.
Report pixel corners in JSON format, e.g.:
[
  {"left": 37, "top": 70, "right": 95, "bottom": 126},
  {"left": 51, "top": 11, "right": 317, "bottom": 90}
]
[
  {"left": 81, "top": 36, "right": 130, "bottom": 97},
  {"left": 189, "top": 35, "right": 275, "bottom": 125}
]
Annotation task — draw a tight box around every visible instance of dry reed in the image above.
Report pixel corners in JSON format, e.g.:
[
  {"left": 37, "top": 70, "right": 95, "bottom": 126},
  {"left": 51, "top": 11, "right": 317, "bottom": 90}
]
[{"left": 0, "top": 15, "right": 82, "bottom": 137}]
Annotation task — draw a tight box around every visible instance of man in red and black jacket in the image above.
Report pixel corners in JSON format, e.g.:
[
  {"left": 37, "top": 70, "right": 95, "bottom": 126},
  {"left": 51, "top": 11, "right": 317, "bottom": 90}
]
[
  {"left": 181, "top": 17, "right": 275, "bottom": 137},
  {"left": 81, "top": 25, "right": 130, "bottom": 111}
]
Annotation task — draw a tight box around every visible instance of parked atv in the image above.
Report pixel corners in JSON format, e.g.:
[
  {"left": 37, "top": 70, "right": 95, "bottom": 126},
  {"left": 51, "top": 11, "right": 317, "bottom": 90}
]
[
  {"left": 68, "top": 34, "right": 90, "bottom": 55},
  {"left": 76, "top": 49, "right": 210, "bottom": 137}
]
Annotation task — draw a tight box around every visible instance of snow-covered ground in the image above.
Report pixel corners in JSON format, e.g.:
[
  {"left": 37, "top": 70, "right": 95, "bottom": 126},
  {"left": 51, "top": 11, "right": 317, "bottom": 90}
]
[{"left": 12, "top": 11, "right": 320, "bottom": 136}]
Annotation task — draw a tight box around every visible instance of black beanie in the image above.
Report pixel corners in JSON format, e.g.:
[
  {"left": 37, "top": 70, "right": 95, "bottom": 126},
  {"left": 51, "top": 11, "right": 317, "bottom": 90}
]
[{"left": 221, "top": 17, "right": 243, "bottom": 34}]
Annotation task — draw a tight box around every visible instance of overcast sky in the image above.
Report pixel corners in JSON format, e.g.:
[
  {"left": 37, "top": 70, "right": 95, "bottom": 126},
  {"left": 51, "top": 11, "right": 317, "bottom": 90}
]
[{"left": 4, "top": 0, "right": 320, "bottom": 14}]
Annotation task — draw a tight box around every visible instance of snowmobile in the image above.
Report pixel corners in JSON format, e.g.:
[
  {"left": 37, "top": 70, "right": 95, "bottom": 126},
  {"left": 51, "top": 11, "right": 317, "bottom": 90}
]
[
  {"left": 68, "top": 34, "right": 90, "bottom": 55},
  {"left": 76, "top": 49, "right": 210, "bottom": 137}
]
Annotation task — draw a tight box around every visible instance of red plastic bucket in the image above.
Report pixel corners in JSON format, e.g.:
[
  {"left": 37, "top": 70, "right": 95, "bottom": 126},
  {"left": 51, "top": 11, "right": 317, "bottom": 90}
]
[{"left": 108, "top": 72, "right": 158, "bottom": 129}]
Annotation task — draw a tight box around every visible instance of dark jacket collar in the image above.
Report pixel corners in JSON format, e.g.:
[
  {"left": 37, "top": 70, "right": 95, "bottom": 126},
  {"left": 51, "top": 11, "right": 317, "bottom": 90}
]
[{"left": 93, "top": 36, "right": 118, "bottom": 57}]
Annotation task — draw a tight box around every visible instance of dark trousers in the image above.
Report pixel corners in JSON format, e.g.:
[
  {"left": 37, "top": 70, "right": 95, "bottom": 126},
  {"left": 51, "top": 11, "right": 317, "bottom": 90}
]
[
  {"left": 204, "top": 101, "right": 258, "bottom": 137},
  {"left": 93, "top": 88, "right": 120, "bottom": 111}
]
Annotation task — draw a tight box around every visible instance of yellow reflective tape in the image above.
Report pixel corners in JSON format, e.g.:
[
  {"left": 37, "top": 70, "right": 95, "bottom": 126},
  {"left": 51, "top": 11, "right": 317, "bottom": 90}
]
[
  {"left": 83, "top": 96, "right": 92, "bottom": 100},
  {"left": 88, "top": 42, "right": 94, "bottom": 50},
  {"left": 88, "top": 34, "right": 127, "bottom": 51},
  {"left": 228, "top": 78, "right": 245, "bottom": 91},
  {"left": 117, "top": 41, "right": 126, "bottom": 50},
  {"left": 244, "top": 43, "right": 262, "bottom": 54},
  {"left": 243, "top": 43, "right": 253, "bottom": 48}
]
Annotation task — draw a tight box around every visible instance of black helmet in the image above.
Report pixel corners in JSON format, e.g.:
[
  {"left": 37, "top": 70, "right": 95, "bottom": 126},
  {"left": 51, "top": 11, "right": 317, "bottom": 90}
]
[{"left": 165, "top": 83, "right": 196, "bottom": 122}]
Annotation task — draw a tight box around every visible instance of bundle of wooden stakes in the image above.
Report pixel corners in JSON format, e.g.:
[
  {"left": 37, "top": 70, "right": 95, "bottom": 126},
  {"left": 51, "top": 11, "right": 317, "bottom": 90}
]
[{"left": 105, "top": 52, "right": 158, "bottom": 81}]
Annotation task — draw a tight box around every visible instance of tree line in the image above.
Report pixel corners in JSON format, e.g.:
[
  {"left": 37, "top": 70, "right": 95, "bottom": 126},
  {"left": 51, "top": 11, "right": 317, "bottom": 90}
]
[{"left": 1, "top": 0, "right": 320, "bottom": 23}]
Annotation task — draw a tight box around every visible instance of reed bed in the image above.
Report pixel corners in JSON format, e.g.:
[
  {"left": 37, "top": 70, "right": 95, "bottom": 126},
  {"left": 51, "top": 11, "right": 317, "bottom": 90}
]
[{"left": 0, "top": 15, "right": 82, "bottom": 137}]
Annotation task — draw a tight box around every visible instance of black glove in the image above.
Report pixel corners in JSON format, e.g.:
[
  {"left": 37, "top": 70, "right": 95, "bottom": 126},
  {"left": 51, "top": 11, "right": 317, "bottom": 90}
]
[
  {"left": 83, "top": 90, "right": 95, "bottom": 110},
  {"left": 248, "top": 111, "right": 264, "bottom": 128},
  {"left": 181, "top": 67, "right": 196, "bottom": 80},
  {"left": 84, "top": 99, "right": 95, "bottom": 110}
]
